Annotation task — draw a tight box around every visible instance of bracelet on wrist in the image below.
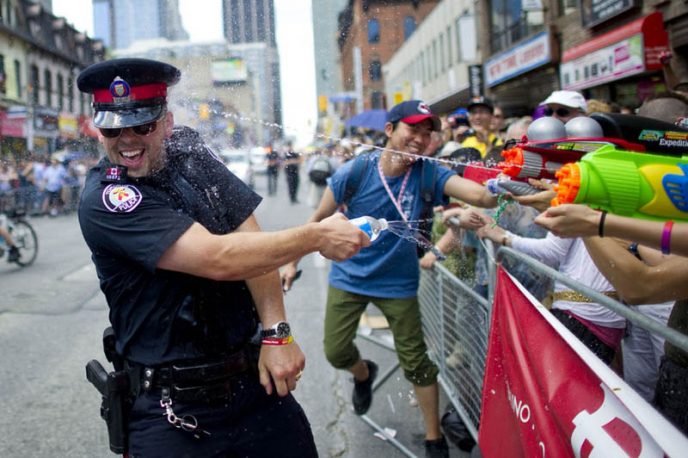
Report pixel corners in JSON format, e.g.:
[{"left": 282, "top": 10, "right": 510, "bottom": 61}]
[
  {"left": 661, "top": 220, "right": 674, "bottom": 255},
  {"left": 598, "top": 210, "right": 608, "bottom": 237},
  {"left": 262, "top": 335, "right": 294, "bottom": 346}
]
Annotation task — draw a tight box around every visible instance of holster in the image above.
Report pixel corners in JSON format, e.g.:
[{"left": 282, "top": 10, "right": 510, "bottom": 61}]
[{"left": 84, "top": 327, "right": 133, "bottom": 454}]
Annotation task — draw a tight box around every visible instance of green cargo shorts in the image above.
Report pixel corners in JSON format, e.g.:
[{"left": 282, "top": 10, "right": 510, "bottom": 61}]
[{"left": 323, "top": 285, "right": 438, "bottom": 387}]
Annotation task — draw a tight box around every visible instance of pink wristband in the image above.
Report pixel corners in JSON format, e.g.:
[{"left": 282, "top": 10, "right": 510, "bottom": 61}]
[{"left": 661, "top": 220, "right": 674, "bottom": 254}]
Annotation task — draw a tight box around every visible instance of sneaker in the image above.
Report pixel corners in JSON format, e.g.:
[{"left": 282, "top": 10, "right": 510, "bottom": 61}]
[
  {"left": 7, "top": 246, "right": 20, "bottom": 263},
  {"left": 352, "top": 360, "right": 378, "bottom": 415},
  {"left": 424, "top": 436, "right": 449, "bottom": 458}
]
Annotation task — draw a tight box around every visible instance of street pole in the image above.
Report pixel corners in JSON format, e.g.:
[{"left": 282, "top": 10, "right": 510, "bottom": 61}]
[{"left": 353, "top": 46, "right": 363, "bottom": 114}]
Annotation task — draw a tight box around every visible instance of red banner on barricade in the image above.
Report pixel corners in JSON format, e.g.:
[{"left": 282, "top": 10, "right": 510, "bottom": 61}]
[{"left": 478, "top": 267, "right": 688, "bottom": 457}]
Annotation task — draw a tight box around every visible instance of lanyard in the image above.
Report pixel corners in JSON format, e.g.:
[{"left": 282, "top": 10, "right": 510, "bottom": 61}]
[{"left": 377, "top": 158, "right": 412, "bottom": 222}]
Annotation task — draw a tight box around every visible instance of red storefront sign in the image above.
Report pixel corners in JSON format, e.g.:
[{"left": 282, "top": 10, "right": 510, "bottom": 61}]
[
  {"left": 560, "top": 12, "right": 669, "bottom": 91},
  {"left": 0, "top": 110, "right": 26, "bottom": 138},
  {"left": 478, "top": 268, "right": 688, "bottom": 457}
]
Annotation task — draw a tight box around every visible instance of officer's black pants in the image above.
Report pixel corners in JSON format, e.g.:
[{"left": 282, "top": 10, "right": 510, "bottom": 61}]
[{"left": 127, "top": 374, "right": 318, "bottom": 457}]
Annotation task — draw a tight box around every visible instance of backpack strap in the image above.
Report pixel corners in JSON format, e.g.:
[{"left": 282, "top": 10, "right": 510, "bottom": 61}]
[
  {"left": 342, "top": 150, "right": 374, "bottom": 206},
  {"left": 419, "top": 159, "right": 437, "bottom": 219}
]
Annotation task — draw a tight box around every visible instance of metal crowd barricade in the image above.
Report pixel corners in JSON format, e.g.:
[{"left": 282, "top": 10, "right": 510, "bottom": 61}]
[{"left": 417, "top": 242, "right": 688, "bottom": 447}]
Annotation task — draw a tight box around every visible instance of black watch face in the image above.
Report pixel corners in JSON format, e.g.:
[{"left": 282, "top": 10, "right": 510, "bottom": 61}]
[{"left": 276, "top": 322, "right": 291, "bottom": 338}]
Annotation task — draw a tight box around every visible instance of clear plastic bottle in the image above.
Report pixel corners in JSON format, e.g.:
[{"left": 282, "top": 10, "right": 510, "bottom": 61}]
[{"left": 349, "top": 216, "right": 388, "bottom": 242}]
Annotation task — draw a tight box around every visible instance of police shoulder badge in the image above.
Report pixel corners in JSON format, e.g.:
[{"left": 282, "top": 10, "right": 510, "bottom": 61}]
[{"left": 102, "top": 184, "right": 142, "bottom": 213}]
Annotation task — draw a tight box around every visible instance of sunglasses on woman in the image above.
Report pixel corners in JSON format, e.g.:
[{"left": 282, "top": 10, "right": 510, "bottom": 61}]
[
  {"left": 544, "top": 107, "right": 572, "bottom": 117},
  {"left": 99, "top": 119, "right": 160, "bottom": 139}
]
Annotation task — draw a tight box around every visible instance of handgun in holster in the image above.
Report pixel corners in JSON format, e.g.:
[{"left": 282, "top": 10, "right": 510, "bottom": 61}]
[{"left": 85, "top": 327, "right": 132, "bottom": 454}]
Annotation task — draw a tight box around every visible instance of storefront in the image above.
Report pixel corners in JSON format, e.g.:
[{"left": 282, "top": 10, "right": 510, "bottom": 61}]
[
  {"left": 0, "top": 107, "right": 28, "bottom": 157},
  {"left": 483, "top": 29, "right": 559, "bottom": 116},
  {"left": 560, "top": 11, "right": 669, "bottom": 108}
]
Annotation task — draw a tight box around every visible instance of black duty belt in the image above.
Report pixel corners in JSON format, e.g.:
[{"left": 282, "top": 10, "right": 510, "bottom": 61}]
[{"left": 129, "top": 347, "right": 255, "bottom": 403}]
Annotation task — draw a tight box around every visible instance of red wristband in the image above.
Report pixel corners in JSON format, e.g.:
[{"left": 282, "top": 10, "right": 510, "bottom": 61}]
[
  {"left": 261, "top": 335, "right": 294, "bottom": 346},
  {"left": 661, "top": 220, "right": 674, "bottom": 254}
]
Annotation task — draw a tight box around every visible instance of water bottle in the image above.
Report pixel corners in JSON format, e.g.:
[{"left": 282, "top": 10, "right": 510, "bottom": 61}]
[{"left": 350, "top": 216, "right": 388, "bottom": 242}]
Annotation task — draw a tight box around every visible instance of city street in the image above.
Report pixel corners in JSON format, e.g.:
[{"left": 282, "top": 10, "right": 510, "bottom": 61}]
[{"left": 0, "top": 170, "right": 458, "bottom": 457}]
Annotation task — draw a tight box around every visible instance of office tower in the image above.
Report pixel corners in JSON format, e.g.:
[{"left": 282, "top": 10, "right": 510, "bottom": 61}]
[
  {"left": 221, "top": 0, "right": 281, "bottom": 137},
  {"left": 313, "top": 0, "right": 348, "bottom": 101},
  {"left": 92, "top": 0, "right": 189, "bottom": 50}
]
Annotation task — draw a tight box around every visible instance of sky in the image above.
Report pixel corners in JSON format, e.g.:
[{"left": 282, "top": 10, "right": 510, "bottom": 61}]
[{"left": 52, "top": 0, "right": 317, "bottom": 147}]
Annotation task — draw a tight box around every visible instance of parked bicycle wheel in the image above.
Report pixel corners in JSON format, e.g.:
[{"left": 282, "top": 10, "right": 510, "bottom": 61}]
[{"left": 9, "top": 219, "right": 38, "bottom": 267}]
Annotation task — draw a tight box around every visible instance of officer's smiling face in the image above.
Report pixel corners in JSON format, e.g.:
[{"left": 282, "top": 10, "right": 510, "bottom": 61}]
[{"left": 98, "top": 112, "right": 175, "bottom": 178}]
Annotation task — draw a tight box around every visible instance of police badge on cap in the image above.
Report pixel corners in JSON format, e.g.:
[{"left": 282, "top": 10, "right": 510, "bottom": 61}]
[{"left": 77, "top": 58, "right": 181, "bottom": 129}]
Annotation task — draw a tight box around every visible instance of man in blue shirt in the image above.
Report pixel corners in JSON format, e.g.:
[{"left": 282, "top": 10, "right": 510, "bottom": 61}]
[{"left": 282, "top": 100, "right": 497, "bottom": 457}]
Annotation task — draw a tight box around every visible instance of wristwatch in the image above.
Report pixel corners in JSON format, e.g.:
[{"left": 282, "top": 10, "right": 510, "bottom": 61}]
[{"left": 261, "top": 321, "right": 292, "bottom": 339}]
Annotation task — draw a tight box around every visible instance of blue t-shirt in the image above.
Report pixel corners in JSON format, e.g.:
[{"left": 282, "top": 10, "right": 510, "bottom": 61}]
[{"left": 328, "top": 152, "right": 453, "bottom": 298}]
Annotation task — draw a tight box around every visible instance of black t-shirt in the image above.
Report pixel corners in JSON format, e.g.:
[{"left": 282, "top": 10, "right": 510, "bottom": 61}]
[{"left": 78, "top": 126, "right": 262, "bottom": 365}]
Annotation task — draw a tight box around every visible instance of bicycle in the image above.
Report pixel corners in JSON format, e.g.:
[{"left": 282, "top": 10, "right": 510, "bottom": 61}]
[{"left": 0, "top": 191, "right": 38, "bottom": 267}]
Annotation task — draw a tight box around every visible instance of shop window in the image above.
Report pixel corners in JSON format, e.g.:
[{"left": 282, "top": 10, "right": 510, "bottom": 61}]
[
  {"left": 370, "top": 91, "right": 385, "bottom": 109},
  {"left": 368, "top": 18, "right": 380, "bottom": 44},
  {"left": 30, "top": 65, "right": 39, "bottom": 105},
  {"left": 57, "top": 74, "right": 64, "bottom": 111},
  {"left": 0, "top": 54, "right": 5, "bottom": 94},
  {"left": 432, "top": 39, "right": 438, "bottom": 79},
  {"left": 558, "top": 0, "right": 578, "bottom": 16},
  {"left": 440, "top": 34, "right": 446, "bottom": 72},
  {"left": 446, "top": 26, "right": 453, "bottom": 68},
  {"left": 368, "top": 60, "right": 382, "bottom": 81},
  {"left": 44, "top": 69, "right": 52, "bottom": 107},
  {"left": 404, "top": 16, "right": 415, "bottom": 40},
  {"left": 68, "top": 79, "right": 73, "bottom": 112},
  {"left": 14, "top": 59, "right": 21, "bottom": 98}
]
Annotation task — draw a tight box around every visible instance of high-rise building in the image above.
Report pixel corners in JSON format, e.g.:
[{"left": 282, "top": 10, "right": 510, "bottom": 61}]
[
  {"left": 312, "top": 0, "right": 348, "bottom": 136},
  {"left": 92, "top": 0, "right": 189, "bottom": 50},
  {"left": 222, "top": 0, "right": 276, "bottom": 47},
  {"left": 221, "top": 0, "right": 281, "bottom": 140}
]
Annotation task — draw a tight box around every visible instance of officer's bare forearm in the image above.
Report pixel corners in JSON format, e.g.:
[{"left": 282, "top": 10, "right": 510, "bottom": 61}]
[
  {"left": 158, "top": 222, "right": 322, "bottom": 281},
  {"left": 246, "top": 272, "right": 287, "bottom": 327}
]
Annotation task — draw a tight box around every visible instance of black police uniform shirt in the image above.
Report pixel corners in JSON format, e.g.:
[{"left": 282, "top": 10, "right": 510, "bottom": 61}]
[{"left": 79, "top": 126, "right": 262, "bottom": 366}]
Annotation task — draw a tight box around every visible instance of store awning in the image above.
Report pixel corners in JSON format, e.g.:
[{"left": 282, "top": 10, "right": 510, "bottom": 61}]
[
  {"left": 560, "top": 12, "right": 669, "bottom": 91},
  {"left": 427, "top": 84, "right": 469, "bottom": 116}
]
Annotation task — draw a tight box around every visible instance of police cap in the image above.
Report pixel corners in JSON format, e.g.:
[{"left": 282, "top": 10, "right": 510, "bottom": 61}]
[{"left": 77, "top": 58, "right": 181, "bottom": 129}]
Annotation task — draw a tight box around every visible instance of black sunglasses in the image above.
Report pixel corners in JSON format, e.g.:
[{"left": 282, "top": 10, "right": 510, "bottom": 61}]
[
  {"left": 544, "top": 107, "right": 572, "bottom": 117},
  {"left": 99, "top": 119, "right": 160, "bottom": 139}
]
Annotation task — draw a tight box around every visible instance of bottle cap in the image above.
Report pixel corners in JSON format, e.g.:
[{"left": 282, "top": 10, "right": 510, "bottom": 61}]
[{"left": 378, "top": 218, "right": 388, "bottom": 230}]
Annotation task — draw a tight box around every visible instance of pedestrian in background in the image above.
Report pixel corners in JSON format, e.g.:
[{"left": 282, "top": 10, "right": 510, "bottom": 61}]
[
  {"left": 283, "top": 141, "right": 301, "bottom": 204},
  {"left": 266, "top": 146, "right": 280, "bottom": 196}
]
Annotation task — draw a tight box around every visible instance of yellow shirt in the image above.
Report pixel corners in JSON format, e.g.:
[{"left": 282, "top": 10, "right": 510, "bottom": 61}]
[{"left": 460, "top": 133, "right": 503, "bottom": 159}]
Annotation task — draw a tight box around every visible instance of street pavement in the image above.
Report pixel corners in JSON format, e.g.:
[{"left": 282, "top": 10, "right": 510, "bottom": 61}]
[{"left": 0, "top": 168, "right": 462, "bottom": 457}]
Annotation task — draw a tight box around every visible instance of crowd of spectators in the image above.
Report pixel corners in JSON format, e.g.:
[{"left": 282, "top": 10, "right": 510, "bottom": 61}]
[
  {"left": 314, "top": 87, "right": 688, "bottom": 440},
  {"left": 0, "top": 153, "right": 94, "bottom": 217}
]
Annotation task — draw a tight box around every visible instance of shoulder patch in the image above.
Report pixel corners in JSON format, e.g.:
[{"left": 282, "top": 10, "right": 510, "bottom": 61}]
[{"left": 102, "top": 184, "right": 143, "bottom": 213}]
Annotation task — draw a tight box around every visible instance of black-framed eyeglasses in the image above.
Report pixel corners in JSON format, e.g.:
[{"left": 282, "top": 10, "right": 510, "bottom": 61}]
[
  {"left": 99, "top": 119, "right": 161, "bottom": 139},
  {"left": 544, "top": 107, "right": 572, "bottom": 118}
]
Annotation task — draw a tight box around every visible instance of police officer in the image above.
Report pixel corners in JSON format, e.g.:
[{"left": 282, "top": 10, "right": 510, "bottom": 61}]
[{"left": 77, "top": 57, "right": 369, "bottom": 457}]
